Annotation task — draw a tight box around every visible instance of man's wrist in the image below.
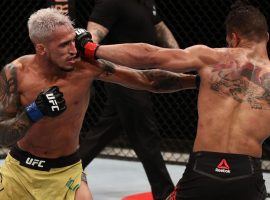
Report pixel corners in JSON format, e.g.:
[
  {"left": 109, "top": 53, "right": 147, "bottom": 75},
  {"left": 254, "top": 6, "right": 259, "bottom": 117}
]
[
  {"left": 83, "top": 42, "right": 100, "bottom": 60},
  {"left": 25, "top": 102, "right": 43, "bottom": 122}
]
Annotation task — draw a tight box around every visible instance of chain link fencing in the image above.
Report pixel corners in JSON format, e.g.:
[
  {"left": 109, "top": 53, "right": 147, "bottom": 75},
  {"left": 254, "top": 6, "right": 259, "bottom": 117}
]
[{"left": 1, "top": 0, "right": 270, "bottom": 170}]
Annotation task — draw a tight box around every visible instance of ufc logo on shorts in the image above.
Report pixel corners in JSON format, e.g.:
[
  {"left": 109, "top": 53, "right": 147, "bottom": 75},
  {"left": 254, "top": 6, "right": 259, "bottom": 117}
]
[
  {"left": 26, "top": 157, "right": 46, "bottom": 168},
  {"left": 46, "top": 93, "right": 60, "bottom": 111}
]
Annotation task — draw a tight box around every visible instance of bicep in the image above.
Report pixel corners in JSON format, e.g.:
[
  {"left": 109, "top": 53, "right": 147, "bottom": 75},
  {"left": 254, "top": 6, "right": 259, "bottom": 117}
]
[
  {"left": 0, "top": 64, "right": 20, "bottom": 119},
  {"left": 152, "top": 45, "right": 219, "bottom": 73},
  {"left": 0, "top": 63, "right": 32, "bottom": 146},
  {"left": 150, "top": 49, "right": 199, "bottom": 72}
]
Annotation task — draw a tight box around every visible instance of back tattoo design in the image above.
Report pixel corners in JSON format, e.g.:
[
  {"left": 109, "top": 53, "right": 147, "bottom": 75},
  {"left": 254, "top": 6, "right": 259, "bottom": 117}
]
[{"left": 210, "top": 61, "right": 270, "bottom": 109}]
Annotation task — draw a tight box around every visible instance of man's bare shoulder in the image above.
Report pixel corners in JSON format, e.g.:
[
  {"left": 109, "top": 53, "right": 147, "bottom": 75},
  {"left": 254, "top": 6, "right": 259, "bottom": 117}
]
[
  {"left": 198, "top": 45, "right": 228, "bottom": 58},
  {"left": 6, "top": 55, "right": 35, "bottom": 72},
  {"left": 0, "top": 55, "right": 38, "bottom": 87},
  {"left": 185, "top": 45, "right": 227, "bottom": 67},
  {"left": 187, "top": 44, "right": 225, "bottom": 52}
]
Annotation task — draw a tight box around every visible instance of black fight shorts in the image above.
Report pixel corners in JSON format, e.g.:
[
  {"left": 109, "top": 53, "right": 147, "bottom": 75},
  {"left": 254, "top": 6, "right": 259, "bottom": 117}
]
[{"left": 169, "top": 151, "right": 266, "bottom": 200}]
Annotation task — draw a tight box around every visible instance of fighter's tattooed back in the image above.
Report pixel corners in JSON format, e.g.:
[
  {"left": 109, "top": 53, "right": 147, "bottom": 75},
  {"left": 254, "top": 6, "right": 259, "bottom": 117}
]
[{"left": 210, "top": 60, "right": 270, "bottom": 109}]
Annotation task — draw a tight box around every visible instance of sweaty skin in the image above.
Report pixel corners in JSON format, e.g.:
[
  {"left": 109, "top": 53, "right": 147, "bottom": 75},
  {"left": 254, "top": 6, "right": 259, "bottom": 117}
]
[
  {"left": 196, "top": 52, "right": 270, "bottom": 157},
  {"left": 95, "top": 41, "right": 270, "bottom": 158},
  {"left": 0, "top": 26, "right": 195, "bottom": 158}
]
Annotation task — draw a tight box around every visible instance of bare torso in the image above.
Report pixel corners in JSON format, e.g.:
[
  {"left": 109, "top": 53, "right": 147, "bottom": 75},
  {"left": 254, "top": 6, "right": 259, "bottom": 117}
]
[
  {"left": 195, "top": 49, "right": 270, "bottom": 157},
  {"left": 15, "top": 55, "right": 98, "bottom": 158}
]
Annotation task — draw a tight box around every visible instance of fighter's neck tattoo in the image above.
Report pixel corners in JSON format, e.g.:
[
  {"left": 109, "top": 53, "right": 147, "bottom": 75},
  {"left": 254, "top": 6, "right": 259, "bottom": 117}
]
[{"left": 210, "top": 61, "right": 270, "bottom": 109}]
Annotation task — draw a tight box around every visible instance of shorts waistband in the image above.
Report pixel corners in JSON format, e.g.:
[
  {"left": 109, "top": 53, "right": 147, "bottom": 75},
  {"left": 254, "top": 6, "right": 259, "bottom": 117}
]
[
  {"left": 9, "top": 145, "right": 80, "bottom": 171},
  {"left": 188, "top": 151, "right": 261, "bottom": 180},
  {"left": 190, "top": 151, "right": 260, "bottom": 164}
]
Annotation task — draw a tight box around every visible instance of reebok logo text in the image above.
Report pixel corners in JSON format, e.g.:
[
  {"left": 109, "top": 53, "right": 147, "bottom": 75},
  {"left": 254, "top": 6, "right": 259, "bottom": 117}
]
[{"left": 215, "top": 159, "right": 231, "bottom": 174}]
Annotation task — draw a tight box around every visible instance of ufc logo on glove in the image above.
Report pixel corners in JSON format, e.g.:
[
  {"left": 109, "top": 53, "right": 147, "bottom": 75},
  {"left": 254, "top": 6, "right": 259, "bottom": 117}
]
[
  {"left": 46, "top": 93, "right": 60, "bottom": 111},
  {"left": 75, "top": 28, "right": 85, "bottom": 35}
]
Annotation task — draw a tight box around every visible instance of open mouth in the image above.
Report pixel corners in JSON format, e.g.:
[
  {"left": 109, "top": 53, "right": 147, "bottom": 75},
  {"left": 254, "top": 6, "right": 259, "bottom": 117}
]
[{"left": 67, "top": 57, "right": 77, "bottom": 64}]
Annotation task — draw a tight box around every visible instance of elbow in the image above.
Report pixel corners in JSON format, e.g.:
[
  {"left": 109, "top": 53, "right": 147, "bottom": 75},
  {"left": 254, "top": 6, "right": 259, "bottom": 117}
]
[
  {"left": 0, "top": 140, "right": 15, "bottom": 148},
  {"left": 148, "top": 80, "right": 163, "bottom": 93},
  {"left": 0, "top": 141, "right": 16, "bottom": 148},
  {"left": 0, "top": 130, "right": 21, "bottom": 147}
]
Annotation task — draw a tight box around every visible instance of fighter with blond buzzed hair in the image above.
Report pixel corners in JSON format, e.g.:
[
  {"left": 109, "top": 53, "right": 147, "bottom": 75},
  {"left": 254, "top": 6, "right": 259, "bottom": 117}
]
[{"left": 0, "top": 8, "right": 197, "bottom": 200}]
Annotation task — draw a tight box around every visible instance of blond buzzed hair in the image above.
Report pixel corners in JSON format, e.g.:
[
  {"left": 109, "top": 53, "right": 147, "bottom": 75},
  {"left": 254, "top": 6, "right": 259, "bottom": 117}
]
[{"left": 28, "top": 8, "right": 74, "bottom": 43}]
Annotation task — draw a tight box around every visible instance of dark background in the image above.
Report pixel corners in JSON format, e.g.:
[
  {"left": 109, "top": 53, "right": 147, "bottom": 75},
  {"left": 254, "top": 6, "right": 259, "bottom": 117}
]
[{"left": 1, "top": 0, "right": 270, "bottom": 168}]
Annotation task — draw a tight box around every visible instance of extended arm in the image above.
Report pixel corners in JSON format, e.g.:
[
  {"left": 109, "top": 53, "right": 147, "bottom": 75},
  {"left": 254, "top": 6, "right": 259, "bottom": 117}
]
[
  {"left": 95, "top": 59, "right": 197, "bottom": 93},
  {"left": 75, "top": 29, "right": 224, "bottom": 73},
  {"left": 96, "top": 43, "right": 225, "bottom": 72},
  {"left": 0, "top": 64, "right": 32, "bottom": 146}
]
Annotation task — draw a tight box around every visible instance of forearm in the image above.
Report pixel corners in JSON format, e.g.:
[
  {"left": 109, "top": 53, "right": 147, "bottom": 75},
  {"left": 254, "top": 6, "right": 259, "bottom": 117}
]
[
  {"left": 96, "top": 43, "right": 160, "bottom": 69},
  {"left": 143, "top": 70, "right": 197, "bottom": 93},
  {"left": 87, "top": 21, "right": 108, "bottom": 43},
  {"left": 156, "top": 32, "right": 179, "bottom": 49},
  {"left": 152, "top": 74, "right": 197, "bottom": 93},
  {"left": 155, "top": 22, "right": 179, "bottom": 48},
  {"left": 96, "top": 59, "right": 198, "bottom": 93},
  {"left": 0, "top": 111, "right": 32, "bottom": 146}
]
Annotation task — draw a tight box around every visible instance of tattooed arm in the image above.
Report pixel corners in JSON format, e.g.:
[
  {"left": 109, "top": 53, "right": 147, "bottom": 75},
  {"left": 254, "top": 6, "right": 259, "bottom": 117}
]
[
  {"left": 87, "top": 21, "right": 109, "bottom": 43},
  {"left": 0, "top": 63, "right": 32, "bottom": 146},
  {"left": 155, "top": 21, "right": 179, "bottom": 48},
  {"left": 95, "top": 59, "right": 196, "bottom": 93}
]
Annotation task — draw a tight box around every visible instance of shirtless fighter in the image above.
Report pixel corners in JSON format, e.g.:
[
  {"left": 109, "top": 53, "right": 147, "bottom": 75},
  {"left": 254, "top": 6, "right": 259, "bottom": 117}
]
[
  {"left": 75, "top": 0, "right": 269, "bottom": 199},
  {"left": 0, "top": 8, "right": 196, "bottom": 200}
]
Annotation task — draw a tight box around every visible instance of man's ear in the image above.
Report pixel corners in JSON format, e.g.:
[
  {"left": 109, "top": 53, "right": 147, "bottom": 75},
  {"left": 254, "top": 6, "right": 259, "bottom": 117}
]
[
  {"left": 35, "top": 44, "right": 46, "bottom": 55},
  {"left": 231, "top": 32, "right": 241, "bottom": 47}
]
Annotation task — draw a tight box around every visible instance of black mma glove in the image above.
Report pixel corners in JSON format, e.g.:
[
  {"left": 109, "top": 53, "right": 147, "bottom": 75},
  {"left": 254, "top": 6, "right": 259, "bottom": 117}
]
[
  {"left": 25, "top": 86, "right": 67, "bottom": 122},
  {"left": 75, "top": 28, "right": 99, "bottom": 61}
]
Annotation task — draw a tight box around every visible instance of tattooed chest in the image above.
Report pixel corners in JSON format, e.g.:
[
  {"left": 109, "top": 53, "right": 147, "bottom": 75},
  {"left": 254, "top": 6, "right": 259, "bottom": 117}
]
[{"left": 209, "top": 62, "right": 270, "bottom": 110}]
